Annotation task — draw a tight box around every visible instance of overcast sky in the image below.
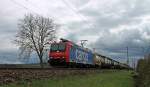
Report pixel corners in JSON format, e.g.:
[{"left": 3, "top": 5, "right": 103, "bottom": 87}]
[{"left": 0, "top": 0, "right": 150, "bottom": 64}]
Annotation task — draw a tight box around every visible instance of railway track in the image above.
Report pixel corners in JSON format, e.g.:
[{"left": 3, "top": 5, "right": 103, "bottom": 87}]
[
  {"left": 0, "top": 64, "right": 99, "bottom": 70},
  {"left": 0, "top": 67, "right": 99, "bottom": 71}
]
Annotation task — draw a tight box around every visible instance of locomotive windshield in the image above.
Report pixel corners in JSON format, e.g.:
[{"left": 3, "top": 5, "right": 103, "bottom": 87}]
[{"left": 50, "top": 43, "right": 66, "bottom": 52}]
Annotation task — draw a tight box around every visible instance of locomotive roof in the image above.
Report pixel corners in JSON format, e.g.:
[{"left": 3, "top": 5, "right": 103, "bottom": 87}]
[{"left": 60, "top": 38, "right": 92, "bottom": 52}]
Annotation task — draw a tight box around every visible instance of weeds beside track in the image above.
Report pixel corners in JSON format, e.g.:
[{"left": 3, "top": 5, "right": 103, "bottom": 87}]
[
  {"left": 0, "top": 67, "right": 101, "bottom": 85},
  {"left": 1, "top": 70, "right": 134, "bottom": 87}
]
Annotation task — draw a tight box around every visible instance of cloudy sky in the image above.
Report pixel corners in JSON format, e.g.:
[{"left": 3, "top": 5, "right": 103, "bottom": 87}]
[{"left": 0, "top": 0, "right": 150, "bottom": 64}]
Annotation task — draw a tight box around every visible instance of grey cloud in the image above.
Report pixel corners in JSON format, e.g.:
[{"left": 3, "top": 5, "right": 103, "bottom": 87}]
[
  {"left": 0, "top": 50, "right": 20, "bottom": 64},
  {"left": 65, "top": 0, "right": 150, "bottom": 63},
  {"left": 93, "top": 27, "right": 150, "bottom": 60},
  {"left": 78, "top": 0, "right": 150, "bottom": 32},
  {"left": 69, "top": 0, "right": 90, "bottom": 8}
]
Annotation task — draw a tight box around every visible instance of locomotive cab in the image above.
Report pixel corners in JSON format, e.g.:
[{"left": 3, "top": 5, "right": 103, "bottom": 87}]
[
  {"left": 49, "top": 42, "right": 67, "bottom": 65},
  {"left": 48, "top": 39, "right": 71, "bottom": 66}
]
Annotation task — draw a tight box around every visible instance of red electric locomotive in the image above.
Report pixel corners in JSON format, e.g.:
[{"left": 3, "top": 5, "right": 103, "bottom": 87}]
[
  {"left": 48, "top": 38, "right": 94, "bottom": 67},
  {"left": 48, "top": 38, "right": 130, "bottom": 69},
  {"left": 48, "top": 38, "right": 73, "bottom": 66}
]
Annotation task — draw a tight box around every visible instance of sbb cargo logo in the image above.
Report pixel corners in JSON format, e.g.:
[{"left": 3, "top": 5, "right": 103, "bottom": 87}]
[{"left": 75, "top": 50, "right": 88, "bottom": 63}]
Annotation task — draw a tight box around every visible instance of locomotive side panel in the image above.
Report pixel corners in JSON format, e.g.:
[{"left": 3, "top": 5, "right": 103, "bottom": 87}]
[{"left": 69, "top": 46, "right": 93, "bottom": 65}]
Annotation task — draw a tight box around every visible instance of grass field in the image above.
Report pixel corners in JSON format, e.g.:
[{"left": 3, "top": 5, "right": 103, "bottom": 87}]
[{"left": 2, "top": 70, "right": 134, "bottom": 87}]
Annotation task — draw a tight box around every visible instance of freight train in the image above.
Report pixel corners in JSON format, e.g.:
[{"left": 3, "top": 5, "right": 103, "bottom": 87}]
[{"left": 48, "top": 38, "right": 129, "bottom": 69}]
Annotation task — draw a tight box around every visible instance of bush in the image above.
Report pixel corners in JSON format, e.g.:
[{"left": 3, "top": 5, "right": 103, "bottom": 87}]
[{"left": 136, "top": 55, "right": 150, "bottom": 87}]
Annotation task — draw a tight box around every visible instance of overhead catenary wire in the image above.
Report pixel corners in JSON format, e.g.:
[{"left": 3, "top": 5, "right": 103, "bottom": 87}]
[
  {"left": 61, "top": 0, "right": 95, "bottom": 29},
  {"left": 93, "top": 46, "right": 146, "bottom": 64},
  {"left": 25, "top": 0, "right": 47, "bottom": 16},
  {"left": 10, "top": 0, "right": 43, "bottom": 16},
  {"left": 61, "top": 0, "right": 99, "bottom": 49},
  {"left": 11, "top": 0, "right": 95, "bottom": 34}
]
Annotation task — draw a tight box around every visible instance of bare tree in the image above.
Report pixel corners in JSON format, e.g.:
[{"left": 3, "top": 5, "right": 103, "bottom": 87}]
[{"left": 14, "top": 14, "right": 57, "bottom": 68}]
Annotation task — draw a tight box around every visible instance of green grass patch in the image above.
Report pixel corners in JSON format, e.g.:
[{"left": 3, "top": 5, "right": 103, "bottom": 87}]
[{"left": 2, "top": 70, "right": 134, "bottom": 87}]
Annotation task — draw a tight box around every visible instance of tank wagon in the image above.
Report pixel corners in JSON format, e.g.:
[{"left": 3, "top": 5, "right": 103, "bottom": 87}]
[{"left": 48, "top": 38, "right": 129, "bottom": 69}]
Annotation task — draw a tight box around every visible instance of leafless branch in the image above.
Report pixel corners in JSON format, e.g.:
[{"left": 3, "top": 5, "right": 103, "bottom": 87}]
[{"left": 14, "top": 14, "right": 58, "bottom": 68}]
